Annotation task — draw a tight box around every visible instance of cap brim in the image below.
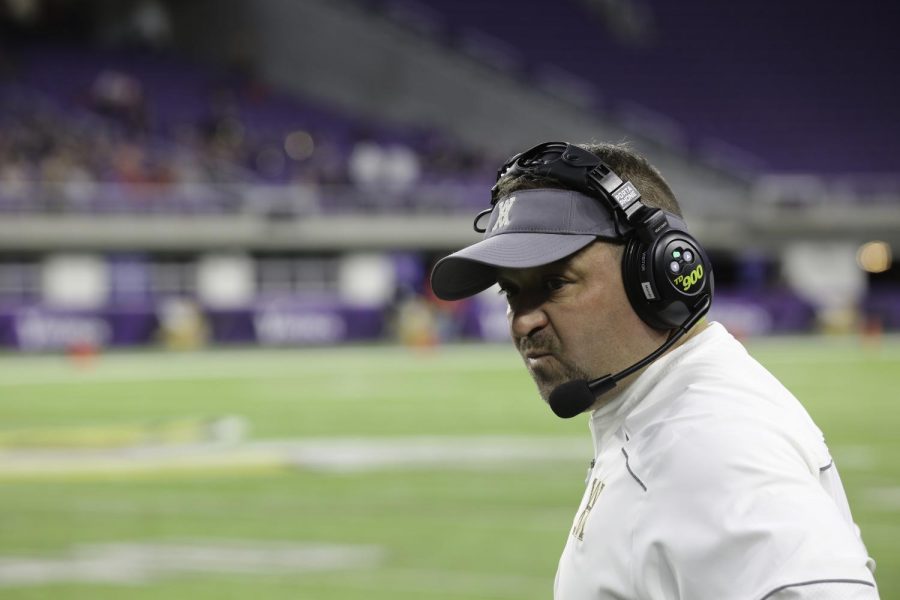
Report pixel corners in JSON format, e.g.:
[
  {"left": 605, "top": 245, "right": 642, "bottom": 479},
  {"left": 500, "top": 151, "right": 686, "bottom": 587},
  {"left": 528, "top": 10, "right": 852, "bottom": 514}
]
[{"left": 431, "top": 232, "right": 596, "bottom": 300}]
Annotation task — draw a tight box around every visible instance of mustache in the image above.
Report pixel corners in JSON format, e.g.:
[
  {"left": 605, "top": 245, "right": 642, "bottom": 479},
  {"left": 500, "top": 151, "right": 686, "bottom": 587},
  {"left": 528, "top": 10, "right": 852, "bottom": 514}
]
[{"left": 518, "top": 333, "right": 560, "bottom": 356}]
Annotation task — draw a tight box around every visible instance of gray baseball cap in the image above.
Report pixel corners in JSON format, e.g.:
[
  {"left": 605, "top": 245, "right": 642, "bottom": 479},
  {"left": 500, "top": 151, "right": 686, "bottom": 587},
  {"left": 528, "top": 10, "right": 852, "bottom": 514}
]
[{"left": 430, "top": 188, "right": 625, "bottom": 300}]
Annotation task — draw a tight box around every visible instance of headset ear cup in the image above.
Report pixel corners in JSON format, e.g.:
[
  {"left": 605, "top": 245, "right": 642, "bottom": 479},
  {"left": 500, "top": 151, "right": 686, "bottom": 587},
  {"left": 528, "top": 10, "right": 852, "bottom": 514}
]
[
  {"left": 622, "top": 232, "right": 713, "bottom": 331},
  {"left": 622, "top": 237, "right": 664, "bottom": 329}
]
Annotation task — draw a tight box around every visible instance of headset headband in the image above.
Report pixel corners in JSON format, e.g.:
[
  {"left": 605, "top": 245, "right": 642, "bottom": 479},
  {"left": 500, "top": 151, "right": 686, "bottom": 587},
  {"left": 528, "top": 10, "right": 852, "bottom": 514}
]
[
  {"left": 492, "top": 142, "right": 646, "bottom": 220},
  {"left": 491, "top": 142, "right": 685, "bottom": 245}
]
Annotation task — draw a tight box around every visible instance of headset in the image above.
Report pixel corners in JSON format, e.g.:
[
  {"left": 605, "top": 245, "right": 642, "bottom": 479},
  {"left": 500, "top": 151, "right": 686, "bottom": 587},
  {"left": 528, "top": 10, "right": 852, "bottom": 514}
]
[{"left": 488, "top": 141, "right": 714, "bottom": 332}]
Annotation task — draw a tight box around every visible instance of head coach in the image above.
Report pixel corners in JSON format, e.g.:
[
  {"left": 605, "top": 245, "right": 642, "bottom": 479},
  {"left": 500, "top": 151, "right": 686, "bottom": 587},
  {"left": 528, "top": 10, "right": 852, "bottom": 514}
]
[{"left": 429, "top": 142, "right": 878, "bottom": 599}]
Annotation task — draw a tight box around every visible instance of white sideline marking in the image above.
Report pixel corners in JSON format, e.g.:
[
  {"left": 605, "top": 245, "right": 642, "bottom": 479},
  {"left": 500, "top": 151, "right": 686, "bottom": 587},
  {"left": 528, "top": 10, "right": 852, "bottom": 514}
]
[
  {"left": 0, "top": 436, "right": 589, "bottom": 479},
  {"left": 830, "top": 445, "right": 879, "bottom": 471},
  {"left": 861, "top": 487, "right": 900, "bottom": 512},
  {"left": 334, "top": 567, "right": 549, "bottom": 598},
  {"left": 0, "top": 541, "right": 385, "bottom": 586},
  {"left": 268, "top": 435, "right": 589, "bottom": 472},
  {"left": 0, "top": 544, "right": 551, "bottom": 595}
]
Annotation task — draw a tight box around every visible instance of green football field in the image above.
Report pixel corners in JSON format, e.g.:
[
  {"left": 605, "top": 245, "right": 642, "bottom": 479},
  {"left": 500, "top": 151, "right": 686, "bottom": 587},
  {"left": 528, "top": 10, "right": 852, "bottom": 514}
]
[{"left": 0, "top": 335, "right": 898, "bottom": 598}]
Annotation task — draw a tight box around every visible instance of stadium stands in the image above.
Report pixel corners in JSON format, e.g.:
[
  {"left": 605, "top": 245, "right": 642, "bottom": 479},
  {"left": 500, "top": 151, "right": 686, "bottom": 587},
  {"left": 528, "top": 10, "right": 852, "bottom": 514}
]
[{"left": 0, "top": 39, "right": 495, "bottom": 217}]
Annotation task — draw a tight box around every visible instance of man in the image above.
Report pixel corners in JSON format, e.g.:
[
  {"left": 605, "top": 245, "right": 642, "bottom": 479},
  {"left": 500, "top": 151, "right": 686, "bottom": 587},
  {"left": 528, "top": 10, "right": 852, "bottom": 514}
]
[{"left": 429, "top": 141, "right": 878, "bottom": 599}]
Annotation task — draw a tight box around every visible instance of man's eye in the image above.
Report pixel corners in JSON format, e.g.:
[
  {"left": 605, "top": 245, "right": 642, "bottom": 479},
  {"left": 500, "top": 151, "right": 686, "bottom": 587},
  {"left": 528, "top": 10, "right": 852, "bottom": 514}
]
[{"left": 544, "top": 278, "right": 567, "bottom": 291}]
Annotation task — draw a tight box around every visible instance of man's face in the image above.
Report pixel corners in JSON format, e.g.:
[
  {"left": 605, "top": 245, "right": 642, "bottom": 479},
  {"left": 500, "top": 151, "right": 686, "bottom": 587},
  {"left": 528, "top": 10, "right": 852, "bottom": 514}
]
[{"left": 497, "top": 241, "right": 661, "bottom": 405}]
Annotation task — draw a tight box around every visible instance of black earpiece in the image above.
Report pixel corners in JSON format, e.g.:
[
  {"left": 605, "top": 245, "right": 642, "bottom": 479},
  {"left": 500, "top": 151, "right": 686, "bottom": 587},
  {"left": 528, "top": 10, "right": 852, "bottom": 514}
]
[{"left": 621, "top": 213, "right": 713, "bottom": 330}]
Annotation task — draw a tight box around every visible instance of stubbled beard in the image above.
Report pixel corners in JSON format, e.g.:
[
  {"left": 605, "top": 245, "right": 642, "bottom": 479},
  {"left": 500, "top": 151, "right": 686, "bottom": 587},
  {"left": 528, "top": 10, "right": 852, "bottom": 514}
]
[{"left": 518, "top": 335, "right": 591, "bottom": 402}]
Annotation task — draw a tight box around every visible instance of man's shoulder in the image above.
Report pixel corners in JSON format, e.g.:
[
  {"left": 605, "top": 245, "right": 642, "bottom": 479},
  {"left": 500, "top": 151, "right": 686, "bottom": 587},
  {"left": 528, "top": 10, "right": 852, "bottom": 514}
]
[
  {"left": 625, "top": 323, "right": 828, "bottom": 478},
  {"left": 623, "top": 391, "right": 876, "bottom": 598},
  {"left": 622, "top": 384, "right": 831, "bottom": 494},
  {"left": 625, "top": 408, "right": 876, "bottom": 598}
]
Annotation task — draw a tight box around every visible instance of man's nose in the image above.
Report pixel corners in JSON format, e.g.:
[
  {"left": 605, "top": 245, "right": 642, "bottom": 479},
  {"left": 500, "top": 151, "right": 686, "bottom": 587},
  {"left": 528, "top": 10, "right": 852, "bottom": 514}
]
[{"left": 509, "top": 299, "right": 549, "bottom": 339}]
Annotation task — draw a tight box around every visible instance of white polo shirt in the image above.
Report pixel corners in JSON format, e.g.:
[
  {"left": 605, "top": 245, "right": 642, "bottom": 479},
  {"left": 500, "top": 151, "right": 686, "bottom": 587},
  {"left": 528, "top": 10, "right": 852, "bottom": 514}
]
[{"left": 554, "top": 322, "right": 878, "bottom": 599}]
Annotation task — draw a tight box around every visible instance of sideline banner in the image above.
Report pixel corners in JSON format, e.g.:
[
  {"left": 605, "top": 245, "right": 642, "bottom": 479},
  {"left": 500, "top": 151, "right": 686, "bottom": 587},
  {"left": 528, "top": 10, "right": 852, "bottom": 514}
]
[
  {"left": 0, "top": 306, "right": 157, "bottom": 351},
  {"left": 0, "top": 300, "right": 386, "bottom": 351}
]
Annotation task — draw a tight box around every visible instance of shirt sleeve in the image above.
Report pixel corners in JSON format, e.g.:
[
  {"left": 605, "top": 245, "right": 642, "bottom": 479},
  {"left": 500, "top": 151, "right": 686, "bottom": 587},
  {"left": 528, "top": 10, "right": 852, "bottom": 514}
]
[
  {"left": 763, "top": 579, "right": 879, "bottom": 599},
  {"left": 631, "top": 417, "right": 876, "bottom": 600}
]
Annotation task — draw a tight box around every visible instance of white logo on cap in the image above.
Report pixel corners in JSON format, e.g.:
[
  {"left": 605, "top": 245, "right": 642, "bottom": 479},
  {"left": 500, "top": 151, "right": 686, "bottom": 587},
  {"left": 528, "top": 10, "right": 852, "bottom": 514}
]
[{"left": 492, "top": 196, "right": 516, "bottom": 232}]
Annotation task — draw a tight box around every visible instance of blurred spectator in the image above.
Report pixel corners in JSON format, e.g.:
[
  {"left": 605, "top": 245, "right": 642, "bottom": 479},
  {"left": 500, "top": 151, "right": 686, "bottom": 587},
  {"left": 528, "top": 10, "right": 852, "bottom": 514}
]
[
  {"left": 0, "top": 153, "right": 32, "bottom": 200},
  {"left": 90, "top": 69, "right": 147, "bottom": 132},
  {"left": 348, "top": 138, "right": 421, "bottom": 199},
  {"left": 38, "top": 144, "right": 96, "bottom": 211}
]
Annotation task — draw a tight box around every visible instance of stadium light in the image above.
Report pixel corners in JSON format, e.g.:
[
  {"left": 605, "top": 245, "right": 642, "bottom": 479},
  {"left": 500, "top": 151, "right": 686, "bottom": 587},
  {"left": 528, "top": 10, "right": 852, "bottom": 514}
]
[{"left": 856, "top": 240, "right": 892, "bottom": 273}]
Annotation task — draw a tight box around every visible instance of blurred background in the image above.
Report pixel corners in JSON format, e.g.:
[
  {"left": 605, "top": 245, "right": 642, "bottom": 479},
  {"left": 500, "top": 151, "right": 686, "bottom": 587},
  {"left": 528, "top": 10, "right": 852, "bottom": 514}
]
[{"left": 0, "top": 0, "right": 898, "bottom": 598}]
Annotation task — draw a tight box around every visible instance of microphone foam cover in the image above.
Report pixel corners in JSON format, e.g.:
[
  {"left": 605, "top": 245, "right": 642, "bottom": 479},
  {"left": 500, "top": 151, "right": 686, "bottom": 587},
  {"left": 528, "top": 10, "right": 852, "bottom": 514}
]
[{"left": 548, "top": 379, "right": 595, "bottom": 419}]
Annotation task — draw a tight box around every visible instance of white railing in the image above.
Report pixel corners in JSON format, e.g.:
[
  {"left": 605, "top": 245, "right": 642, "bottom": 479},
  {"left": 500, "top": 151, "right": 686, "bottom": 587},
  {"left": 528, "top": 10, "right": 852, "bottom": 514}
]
[
  {"left": 752, "top": 174, "right": 900, "bottom": 207},
  {"left": 0, "top": 180, "right": 493, "bottom": 217}
]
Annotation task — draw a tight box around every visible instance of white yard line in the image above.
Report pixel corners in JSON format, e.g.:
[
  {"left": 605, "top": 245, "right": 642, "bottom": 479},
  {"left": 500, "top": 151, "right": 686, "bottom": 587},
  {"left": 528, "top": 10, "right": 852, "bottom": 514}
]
[
  {"left": 861, "top": 486, "right": 900, "bottom": 512},
  {"left": 0, "top": 541, "right": 385, "bottom": 586},
  {"left": 330, "top": 567, "right": 550, "bottom": 598},
  {"left": 0, "top": 435, "right": 590, "bottom": 480},
  {"left": 0, "top": 541, "right": 551, "bottom": 594},
  {"left": 830, "top": 445, "right": 881, "bottom": 472}
]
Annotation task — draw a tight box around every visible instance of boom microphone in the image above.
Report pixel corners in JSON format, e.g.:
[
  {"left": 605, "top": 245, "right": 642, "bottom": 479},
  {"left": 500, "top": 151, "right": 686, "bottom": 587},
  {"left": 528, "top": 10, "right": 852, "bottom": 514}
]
[{"left": 547, "top": 295, "right": 711, "bottom": 419}]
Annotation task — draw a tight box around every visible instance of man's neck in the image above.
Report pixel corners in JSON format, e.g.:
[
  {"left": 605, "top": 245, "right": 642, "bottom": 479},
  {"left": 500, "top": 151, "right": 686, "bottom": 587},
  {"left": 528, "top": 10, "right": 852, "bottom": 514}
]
[{"left": 588, "top": 320, "right": 711, "bottom": 413}]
